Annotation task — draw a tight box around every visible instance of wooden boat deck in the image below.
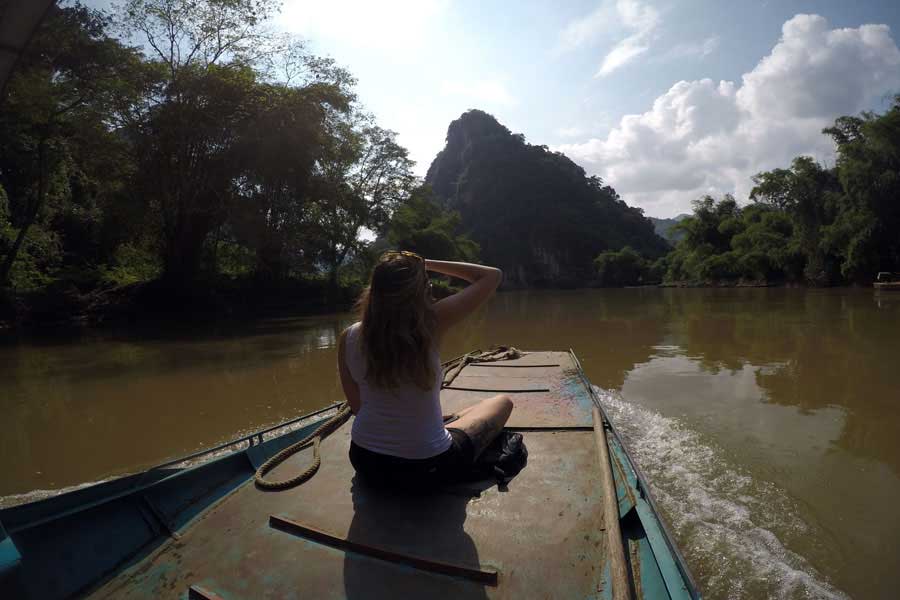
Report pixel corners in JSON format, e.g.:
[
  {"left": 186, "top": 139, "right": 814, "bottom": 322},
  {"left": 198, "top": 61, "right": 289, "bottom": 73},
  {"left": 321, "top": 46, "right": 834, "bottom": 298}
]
[{"left": 88, "top": 351, "right": 611, "bottom": 599}]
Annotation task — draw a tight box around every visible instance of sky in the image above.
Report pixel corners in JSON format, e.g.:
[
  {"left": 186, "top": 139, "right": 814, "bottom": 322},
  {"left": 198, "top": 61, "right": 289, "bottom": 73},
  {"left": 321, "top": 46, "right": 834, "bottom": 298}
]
[{"left": 90, "top": 1, "right": 900, "bottom": 218}]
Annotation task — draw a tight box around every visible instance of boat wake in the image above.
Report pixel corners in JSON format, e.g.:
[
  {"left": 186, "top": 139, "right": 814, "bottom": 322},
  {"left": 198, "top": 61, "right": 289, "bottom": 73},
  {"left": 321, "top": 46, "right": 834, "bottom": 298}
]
[{"left": 594, "top": 387, "right": 849, "bottom": 600}]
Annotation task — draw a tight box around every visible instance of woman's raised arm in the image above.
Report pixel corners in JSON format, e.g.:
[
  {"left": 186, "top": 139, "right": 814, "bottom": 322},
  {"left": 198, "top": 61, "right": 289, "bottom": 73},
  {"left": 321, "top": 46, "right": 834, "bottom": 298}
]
[{"left": 426, "top": 259, "right": 502, "bottom": 336}]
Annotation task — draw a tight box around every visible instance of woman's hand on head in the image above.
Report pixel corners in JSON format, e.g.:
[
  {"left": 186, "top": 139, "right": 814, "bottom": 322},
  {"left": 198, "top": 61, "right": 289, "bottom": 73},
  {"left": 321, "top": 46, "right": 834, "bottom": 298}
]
[
  {"left": 425, "top": 260, "right": 502, "bottom": 336},
  {"left": 424, "top": 259, "right": 501, "bottom": 284}
]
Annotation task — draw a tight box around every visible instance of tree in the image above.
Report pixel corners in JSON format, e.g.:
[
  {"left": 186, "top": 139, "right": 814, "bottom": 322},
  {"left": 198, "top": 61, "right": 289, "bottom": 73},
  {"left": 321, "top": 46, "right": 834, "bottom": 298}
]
[
  {"left": 751, "top": 157, "right": 840, "bottom": 284},
  {"left": 822, "top": 100, "right": 900, "bottom": 282},
  {"left": 229, "top": 79, "right": 353, "bottom": 280},
  {"left": 594, "top": 246, "right": 650, "bottom": 286},
  {"left": 120, "top": 0, "right": 282, "bottom": 287},
  {"left": 120, "top": 0, "right": 279, "bottom": 80},
  {"left": 676, "top": 195, "right": 741, "bottom": 254},
  {"left": 134, "top": 63, "right": 261, "bottom": 286},
  {"left": 730, "top": 205, "right": 801, "bottom": 281},
  {"left": 309, "top": 121, "right": 415, "bottom": 288},
  {"left": 386, "top": 186, "right": 479, "bottom": 261},
  {"left": 0, "top": 3, "right": 149, "bottom": 287}
]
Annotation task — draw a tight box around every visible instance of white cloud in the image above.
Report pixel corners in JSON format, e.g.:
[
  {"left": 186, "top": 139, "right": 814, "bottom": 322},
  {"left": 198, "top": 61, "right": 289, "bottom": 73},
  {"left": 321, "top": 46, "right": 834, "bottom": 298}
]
[
  {"left": 557, "top": 126, "right": 586, "bottom": 138},
  {"left": 598, "top": 0, "right": 660, "bottom": 76},
  {"left": 661, "top": 35, "right": 720, "bottom": 61},
  {"left": 555, "top": 2, "right": 616, "bottom": 55},
  {"left": 277, "top": 0, "right": 448, "bottom": 50},
  {"left": 440, "top": 80, "right": 516, "bottom": 108},
  {"left": 555, "top": 112, "right": 613, "bottom": 139},
  {"left": 556, "top": 0, "right": 660, "bottom": 76},
  {"left": 555, "top": 14, "right": 900, "bottom": 217}
]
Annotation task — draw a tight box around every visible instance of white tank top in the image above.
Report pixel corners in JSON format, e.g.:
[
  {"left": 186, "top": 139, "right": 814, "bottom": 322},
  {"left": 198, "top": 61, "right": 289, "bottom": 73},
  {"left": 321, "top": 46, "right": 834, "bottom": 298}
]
[{"left": 344, "top": 322, "right": 452, "bottom": 459}]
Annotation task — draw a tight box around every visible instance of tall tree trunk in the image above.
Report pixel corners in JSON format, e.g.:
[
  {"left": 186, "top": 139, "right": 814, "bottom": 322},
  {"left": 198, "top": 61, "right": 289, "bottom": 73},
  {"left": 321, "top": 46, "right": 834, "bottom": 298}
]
[
  {"left": 0, "top": 141, "right": 46, "bottom": 287},
  {"left": 0, "top": 220, "right": 34, "bottom": 286},
  {"left": 160, "top": 210, "right": 213, "bottom": 293}
]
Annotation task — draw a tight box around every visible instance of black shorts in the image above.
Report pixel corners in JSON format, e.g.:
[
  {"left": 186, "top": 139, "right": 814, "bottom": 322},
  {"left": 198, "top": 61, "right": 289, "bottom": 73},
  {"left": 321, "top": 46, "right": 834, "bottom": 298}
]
[{"left": 349, "top": 428, "right": 476, "bottom": 490}]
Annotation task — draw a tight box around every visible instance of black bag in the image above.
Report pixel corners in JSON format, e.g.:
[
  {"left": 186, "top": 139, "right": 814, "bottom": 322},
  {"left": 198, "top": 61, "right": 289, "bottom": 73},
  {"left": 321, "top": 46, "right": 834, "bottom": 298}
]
[{"left": 470, "top": 431, "right": 528, "bottom": 485}]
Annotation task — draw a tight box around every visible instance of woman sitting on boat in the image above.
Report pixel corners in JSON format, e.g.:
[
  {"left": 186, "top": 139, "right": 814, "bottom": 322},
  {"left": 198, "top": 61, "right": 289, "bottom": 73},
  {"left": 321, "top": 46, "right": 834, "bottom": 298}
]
[{"left": 338, "top": 251, "right": 513, "bottom": 488}]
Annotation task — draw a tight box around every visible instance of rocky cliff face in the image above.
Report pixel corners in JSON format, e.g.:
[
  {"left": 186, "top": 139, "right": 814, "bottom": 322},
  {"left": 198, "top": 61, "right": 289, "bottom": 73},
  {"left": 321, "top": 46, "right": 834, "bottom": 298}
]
[
  {"left": 649, "top": 214, "right": 690, "bottom": 244},
  {"left": 425, "top": 110, "right": 668, "bottom": 287}
]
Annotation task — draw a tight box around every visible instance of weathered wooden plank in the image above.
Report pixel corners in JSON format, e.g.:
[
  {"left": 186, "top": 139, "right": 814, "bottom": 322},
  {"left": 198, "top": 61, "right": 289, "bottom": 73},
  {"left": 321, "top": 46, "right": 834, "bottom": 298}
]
[
  {"left": 441, "top": 361, "right": 592, "bottom": 428},
  {"left": 459, "top": 365, "right": 564, "bottom": 378},
  {"left": 441, "top": 388, "right": 592, "bottom": 428},
  {"left": 188, "top": 585, "right": 225, "bottom": 600},
  {"left": 467, "top": 363, "right": 560, "bottom": 368},
  {"left": 445, "top": 375, "right": 551, "bottom": 392}
]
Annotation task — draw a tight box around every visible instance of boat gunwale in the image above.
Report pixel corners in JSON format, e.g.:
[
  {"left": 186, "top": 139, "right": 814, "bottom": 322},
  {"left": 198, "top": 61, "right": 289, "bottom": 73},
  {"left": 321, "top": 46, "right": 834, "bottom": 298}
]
[
  {"left": 150, "top": 400, "right": 344, "bottom": 470},
  {"left": 2, "top": 402, "right": 344, "bottom": 532},
  {"left": 569, "top": 349, "right": 702, "bottom": 600}
]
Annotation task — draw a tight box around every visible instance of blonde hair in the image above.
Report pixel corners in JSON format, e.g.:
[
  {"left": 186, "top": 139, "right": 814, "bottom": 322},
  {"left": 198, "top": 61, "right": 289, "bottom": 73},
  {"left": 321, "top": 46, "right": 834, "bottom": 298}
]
[{"left": 355, "top": 251, "right": 437, "bottom": 390}]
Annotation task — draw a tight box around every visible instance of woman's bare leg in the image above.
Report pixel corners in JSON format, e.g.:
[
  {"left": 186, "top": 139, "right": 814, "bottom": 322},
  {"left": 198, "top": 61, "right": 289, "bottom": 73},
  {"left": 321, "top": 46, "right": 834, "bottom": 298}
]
[
  {"left": 443, "top": 402, "right": 478, "bottom": 421},
  {"left": 449, "top": 394, "right": 513, "bottom": 459}
]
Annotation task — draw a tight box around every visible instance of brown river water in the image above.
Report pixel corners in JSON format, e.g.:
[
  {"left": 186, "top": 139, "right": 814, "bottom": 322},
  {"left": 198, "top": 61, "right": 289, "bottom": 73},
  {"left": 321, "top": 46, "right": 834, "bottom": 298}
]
[{"left": 2, "top": 288, "right": 899, "bottom": 599}]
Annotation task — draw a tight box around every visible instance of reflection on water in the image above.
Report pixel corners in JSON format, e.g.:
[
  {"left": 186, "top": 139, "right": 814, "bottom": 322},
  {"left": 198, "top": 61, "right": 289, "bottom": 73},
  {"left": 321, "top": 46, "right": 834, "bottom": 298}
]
[
  {"left": 1, "top": 316, "right": 355, "bottom": 501},
  {"left": 2, "top": 288, "right": 899, "bottom": 599}
]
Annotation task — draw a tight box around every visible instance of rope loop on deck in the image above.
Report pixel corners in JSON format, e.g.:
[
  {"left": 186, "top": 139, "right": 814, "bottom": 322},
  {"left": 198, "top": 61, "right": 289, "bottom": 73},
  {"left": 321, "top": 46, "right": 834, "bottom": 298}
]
[
  {"left": 441, "top": 346, "right": 523, "bottom": 388},
  {"left": 253, "top": 403, "right": 352, "bottom": 490}
]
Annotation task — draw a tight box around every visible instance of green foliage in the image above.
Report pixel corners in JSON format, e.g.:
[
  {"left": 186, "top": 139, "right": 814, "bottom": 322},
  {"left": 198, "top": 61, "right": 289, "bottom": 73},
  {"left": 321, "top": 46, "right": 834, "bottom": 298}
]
[
  {"left": 218, "top": 243, "right": 257, "bottom": 278},
  {"left": 0, "top": 0, "right": 413, "bottom": 319},
  {"left": 0, "top": 2, "right": 153, "bottom": 289},
  {"left": 751, "top": 156, "right": 841, "bottom": 284},
  {"left": 821, "top": 101, "right": 900, "bottom": 281},
  {"left": 305, "top": 121, "right": 415, "bottom": 285},
  {"left": 2, "top": 222, "right": 61, "bottom": 291},
  {"left": 594, "top": 246, "right": 654, "bottom": 286},
  {"left": 665, "top": 196, "right": 799, "bottom": 284},
  {"left": 98, "top": 243, "right": 161, "bottom": 287},
  {"left": 386, "top": 186, "right": 479, "bottom": 262}
]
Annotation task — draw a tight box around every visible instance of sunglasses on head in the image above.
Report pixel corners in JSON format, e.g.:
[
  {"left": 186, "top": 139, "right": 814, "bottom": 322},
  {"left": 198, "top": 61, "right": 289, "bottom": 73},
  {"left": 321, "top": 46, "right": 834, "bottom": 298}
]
[{"left": 383, "top": 250, "right": 424, "bottom": 262}]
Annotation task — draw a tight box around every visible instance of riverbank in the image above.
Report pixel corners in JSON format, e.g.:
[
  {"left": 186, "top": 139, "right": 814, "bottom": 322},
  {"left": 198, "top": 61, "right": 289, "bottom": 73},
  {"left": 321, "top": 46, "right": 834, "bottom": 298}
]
[
  {"left": 0, "top": 277, "right": 362, "bottom": 333},
  {"left": 659, "top": 279, "right": 774, "bottom": 288},
  {"left": 0, "top": 276, "right": 466, "bottom": 334},
  {"left": 0, "top": 270, "right": 873, "bottom": 334},
  {"left": 0, "top": 278, "right": 861, "bottom": 333}
]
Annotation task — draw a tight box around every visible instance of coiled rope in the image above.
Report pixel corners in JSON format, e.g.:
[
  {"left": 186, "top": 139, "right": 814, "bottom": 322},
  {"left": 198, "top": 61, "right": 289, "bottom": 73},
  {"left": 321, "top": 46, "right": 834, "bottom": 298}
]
[
  {"left": 253, "top": 403, "right": 352, "bottom": 490},
  {"left": 441, "top": 346, "right": 523, "bottom": 388}
]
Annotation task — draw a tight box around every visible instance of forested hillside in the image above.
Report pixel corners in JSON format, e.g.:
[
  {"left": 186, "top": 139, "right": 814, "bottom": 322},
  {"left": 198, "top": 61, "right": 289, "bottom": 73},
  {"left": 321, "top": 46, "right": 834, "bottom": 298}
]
[{"left": 425, "top": 110, "right": 668, "bottom": 287}]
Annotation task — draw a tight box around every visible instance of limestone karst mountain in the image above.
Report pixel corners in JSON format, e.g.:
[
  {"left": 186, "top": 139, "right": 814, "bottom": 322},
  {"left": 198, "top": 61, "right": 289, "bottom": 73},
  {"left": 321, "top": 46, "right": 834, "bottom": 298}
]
[{"left": 425, "top": 110, "right": 668, "bottom": 287}]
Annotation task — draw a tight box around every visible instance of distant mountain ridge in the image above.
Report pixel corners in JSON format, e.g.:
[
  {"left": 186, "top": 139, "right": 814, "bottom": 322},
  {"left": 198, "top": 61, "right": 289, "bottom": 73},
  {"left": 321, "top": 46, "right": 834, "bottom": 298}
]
[
  {"left": 649, "top": 214, "right": 690, "bottom": 244},
  {"left": 425, "top": 110, "right": 668, "bottom": 287}
]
